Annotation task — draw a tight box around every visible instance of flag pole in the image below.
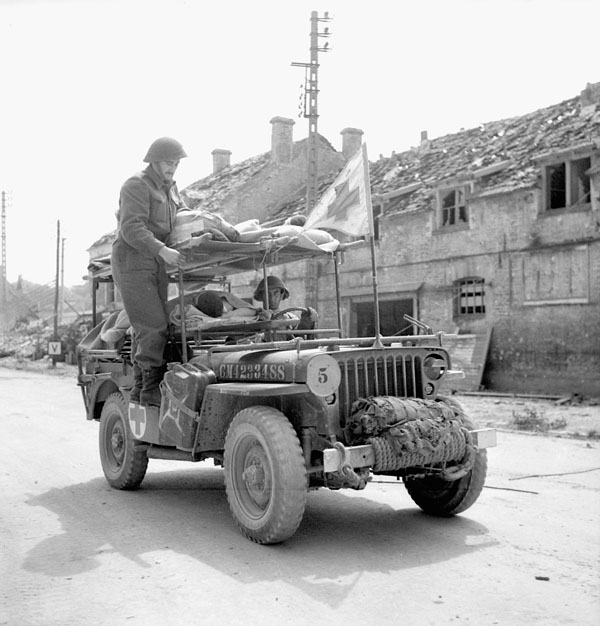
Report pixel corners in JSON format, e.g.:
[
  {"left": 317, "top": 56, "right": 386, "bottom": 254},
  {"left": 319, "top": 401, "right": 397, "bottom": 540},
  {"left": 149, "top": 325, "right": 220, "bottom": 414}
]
[
  {"left": 361, "top": 144, "right": 383, "bottom": 347},
  {"left": 333, "top": 252, "right": 344, "bottom": 337}
]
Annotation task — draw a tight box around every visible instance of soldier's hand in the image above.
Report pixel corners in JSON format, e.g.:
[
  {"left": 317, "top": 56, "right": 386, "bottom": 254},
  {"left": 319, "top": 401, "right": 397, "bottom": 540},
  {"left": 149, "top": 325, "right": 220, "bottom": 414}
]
[
  {"left": 301, "top": 307, "right": 318, "bottom": 323},
  {"left": 256, "top": 308, "right": 272, "bottom": 321},
  {"left": 158, "top": 246, "right": 182, "bottom": 267}
]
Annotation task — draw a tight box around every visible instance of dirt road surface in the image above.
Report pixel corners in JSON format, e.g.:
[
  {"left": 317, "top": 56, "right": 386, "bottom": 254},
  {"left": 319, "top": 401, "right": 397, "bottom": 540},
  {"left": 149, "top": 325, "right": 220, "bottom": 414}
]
[{"left": 1, "top": 367, "right": 599, "bottom": 626}]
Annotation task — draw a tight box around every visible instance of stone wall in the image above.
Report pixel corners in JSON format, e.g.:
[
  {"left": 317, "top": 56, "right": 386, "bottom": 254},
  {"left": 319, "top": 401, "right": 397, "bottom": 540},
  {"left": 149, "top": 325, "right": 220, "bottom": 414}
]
[{"left": 270, "top": 182, "right": 600, "bottom": 395}]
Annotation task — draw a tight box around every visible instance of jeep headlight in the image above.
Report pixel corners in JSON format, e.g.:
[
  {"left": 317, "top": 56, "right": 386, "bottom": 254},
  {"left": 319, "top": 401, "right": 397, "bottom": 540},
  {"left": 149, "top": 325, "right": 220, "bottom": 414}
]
[
  {"left": 306, "top": 354, "right": 341, "bottom": 397},
  {"left": 423, "top": 354, "right": 446, "bottom": 380}
]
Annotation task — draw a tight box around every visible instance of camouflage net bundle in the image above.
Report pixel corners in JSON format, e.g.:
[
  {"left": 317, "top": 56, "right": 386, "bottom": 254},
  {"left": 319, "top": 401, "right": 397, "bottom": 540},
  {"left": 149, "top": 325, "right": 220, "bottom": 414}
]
[{"left": 347, "top": 396, "right": 476, "bottom": 474}]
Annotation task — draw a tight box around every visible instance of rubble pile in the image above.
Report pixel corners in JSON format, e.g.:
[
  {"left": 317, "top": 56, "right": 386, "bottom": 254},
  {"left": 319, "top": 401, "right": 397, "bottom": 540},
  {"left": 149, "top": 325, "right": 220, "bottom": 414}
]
[
  {"left": 0, "top": 316, "right": 92, "bottom": 362},
  {"left": 0, "top": 320, "right": 51, "bottom": 360}
]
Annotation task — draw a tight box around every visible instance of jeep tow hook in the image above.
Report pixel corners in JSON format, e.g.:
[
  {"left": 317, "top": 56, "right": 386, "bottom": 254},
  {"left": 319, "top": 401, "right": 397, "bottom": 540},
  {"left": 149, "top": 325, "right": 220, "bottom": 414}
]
[{"left": 332, "top": 442, "right": 368, "bottom": 489}]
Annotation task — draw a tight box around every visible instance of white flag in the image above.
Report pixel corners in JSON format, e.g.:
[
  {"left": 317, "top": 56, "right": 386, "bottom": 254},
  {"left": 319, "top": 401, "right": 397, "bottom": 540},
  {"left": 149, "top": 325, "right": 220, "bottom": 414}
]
[{"left": 304, "top": 143, "right": 374, "bottom": 237}]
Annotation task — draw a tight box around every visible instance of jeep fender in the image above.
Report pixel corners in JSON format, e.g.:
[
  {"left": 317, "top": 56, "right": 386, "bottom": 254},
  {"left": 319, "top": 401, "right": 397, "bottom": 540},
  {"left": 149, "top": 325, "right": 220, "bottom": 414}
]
[
  {"left": 195, "top": 382, "right": 329, "bottom": 452},
  {"left": 88, "top": 376, "right": 122, "bottom": 420}
]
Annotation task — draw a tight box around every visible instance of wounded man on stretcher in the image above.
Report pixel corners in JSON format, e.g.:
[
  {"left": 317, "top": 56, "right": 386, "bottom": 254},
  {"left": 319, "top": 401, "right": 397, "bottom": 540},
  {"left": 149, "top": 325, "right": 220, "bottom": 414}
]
[{"left": 168, "top": 289, "right": 317, "bottom": 340}]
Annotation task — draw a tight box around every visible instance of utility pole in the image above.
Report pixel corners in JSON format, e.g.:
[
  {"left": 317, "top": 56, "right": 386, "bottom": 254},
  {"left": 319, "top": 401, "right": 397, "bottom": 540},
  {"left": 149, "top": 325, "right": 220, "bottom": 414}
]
[
  {"left": 1, "top": 191, "right": 6, "bottom": 306},
  {"left": 52, "top": 220, "right": 60, "bottom": 367},
  {"left": 292, "top": 10, "right": 332, "bottom": 213},
  {"left": 292, "top": 11, "right": 332, "bottom": 310},
  {"left": 60, "top": 237, "right": 65, "bottom": 326}
]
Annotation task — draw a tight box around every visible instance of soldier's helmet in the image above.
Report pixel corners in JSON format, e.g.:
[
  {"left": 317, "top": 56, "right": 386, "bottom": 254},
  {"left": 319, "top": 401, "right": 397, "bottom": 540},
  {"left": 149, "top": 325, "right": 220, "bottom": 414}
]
[
  {"left": 194, "top": 291, "right": 224, "bottom": 318},
  {"left": 253, "top": 276, "right": 290, "bottom": 301},
  {"left": 143, "top": 137, "right": 188, "bottom": 163}
]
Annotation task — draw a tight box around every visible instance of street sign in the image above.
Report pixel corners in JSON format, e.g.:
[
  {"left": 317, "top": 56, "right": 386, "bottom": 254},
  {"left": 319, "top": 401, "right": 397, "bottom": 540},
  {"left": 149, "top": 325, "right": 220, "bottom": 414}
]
[{"left": 48, "top": 341, "right": 62, "bottom": 355}]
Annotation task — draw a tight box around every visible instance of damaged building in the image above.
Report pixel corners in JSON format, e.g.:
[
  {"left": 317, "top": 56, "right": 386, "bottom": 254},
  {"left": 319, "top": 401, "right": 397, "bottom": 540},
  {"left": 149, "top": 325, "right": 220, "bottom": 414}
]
[{"left": 88, "top": 82, "right": 600, "bottom": 396}]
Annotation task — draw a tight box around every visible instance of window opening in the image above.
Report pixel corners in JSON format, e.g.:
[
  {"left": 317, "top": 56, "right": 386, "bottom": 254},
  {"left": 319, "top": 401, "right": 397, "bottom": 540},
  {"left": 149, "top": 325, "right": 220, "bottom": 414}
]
[
  {"left": 548, "top": 163, "right": 566, "bottom": 209},
  {"left": 545, "top": 156, "right": 591, "bottom": 210},
  {"left": 441, "top": 187, "right": 468, "bottom": 227},
  {"left": 571, "top": 157, "right": 591, "bottom": 206},
  {"left": 456, "top": 278, "right": 485, "bottom": 316}
]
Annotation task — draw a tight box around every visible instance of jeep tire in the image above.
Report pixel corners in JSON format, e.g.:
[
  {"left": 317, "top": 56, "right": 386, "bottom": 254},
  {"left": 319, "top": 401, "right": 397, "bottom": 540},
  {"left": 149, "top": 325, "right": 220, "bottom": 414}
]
[
  {"left": 99, "top": 392, "right": 148, "bottom": 489},
  {"left": 224, "top": 406, "right": 307, "bottom": 544},
  {"left": 403, "top": 396, "right": 487, "bottom": 516}
]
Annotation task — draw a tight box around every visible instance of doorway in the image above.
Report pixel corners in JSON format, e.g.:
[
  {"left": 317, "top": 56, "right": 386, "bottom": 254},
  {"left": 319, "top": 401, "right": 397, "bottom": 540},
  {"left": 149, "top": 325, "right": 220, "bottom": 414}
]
[{"left": 354, "top": 298, "right": 415, "bottom": 337}]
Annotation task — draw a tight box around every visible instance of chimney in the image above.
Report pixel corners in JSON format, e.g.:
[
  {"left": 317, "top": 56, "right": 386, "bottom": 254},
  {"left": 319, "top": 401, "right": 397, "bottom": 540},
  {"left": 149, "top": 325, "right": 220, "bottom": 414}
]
[
  {"left": 580, "top": 82, "right": 600, "bottom": 117},
  {"left": 270, "top": 116, "right": 295, "bottom": 164},
  {"left": 340, "top": 127, "right": 363, "bottom": 159},
  {"left": 211, "top": 149, "right": 231, "bottom": 174},
  {"left": 420, "top": 130, "right": 431, "bottom": 152}
]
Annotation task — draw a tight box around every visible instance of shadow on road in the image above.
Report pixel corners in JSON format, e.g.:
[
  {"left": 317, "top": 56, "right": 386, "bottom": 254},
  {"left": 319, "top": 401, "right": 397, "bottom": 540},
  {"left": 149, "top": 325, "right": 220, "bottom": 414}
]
[{"left": 24, "top": 465, "right": 497, "bottom": 608}]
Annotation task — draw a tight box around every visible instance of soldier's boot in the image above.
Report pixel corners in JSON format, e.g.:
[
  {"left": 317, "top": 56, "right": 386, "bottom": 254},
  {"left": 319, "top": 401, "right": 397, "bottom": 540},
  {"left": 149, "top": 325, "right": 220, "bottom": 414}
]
[
  {"left": 140, "top": 366, "right": 165, "bottom": 408},
  {"left": 129, "top": 363, "right": 143, "bottom": 403}
]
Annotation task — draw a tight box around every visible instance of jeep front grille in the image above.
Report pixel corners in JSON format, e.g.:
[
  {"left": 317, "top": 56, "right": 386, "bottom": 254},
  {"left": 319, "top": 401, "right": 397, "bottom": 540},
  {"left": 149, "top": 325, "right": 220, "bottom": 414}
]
[{"left": 336, "top": 351, "right": 422, "bottom": 418}]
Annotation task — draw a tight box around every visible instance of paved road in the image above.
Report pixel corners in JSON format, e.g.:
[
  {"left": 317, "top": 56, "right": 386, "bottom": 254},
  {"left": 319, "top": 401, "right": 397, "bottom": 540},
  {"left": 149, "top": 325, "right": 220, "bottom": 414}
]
[{"left": 1, "top": 368, "right": 599, "bottom": 626}]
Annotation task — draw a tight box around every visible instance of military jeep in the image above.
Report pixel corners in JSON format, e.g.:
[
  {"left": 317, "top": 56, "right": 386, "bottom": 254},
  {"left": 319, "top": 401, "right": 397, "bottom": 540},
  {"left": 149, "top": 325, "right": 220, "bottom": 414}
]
[{"left": 77, "top": 235, "right": 496, "bottom": 544}]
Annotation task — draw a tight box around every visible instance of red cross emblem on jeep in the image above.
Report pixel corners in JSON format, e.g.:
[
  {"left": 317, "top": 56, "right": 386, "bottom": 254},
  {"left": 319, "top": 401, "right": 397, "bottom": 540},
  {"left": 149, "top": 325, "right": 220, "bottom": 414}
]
[{"left": 128, "top": 404, "right": 147, "bottom": 438}]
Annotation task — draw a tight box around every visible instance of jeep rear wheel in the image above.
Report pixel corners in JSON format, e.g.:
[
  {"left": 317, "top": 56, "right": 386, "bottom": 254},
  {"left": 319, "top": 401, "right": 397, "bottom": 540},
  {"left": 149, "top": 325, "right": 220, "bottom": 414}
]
[
  {"left": 224, "top": 406, "right": 307, "bottom": 544},
  {"left": 403, "top": 397, "right": 487, "bottom": 516},
  {"left": 99, "top": 392, "right": 148, "bottom": 489}
]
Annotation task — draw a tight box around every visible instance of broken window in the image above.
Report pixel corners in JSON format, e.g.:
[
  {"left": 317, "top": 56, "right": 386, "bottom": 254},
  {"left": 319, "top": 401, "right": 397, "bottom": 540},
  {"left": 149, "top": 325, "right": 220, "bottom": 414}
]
[
  {"left": 545, "top": 156, "right": 591, "bottom": 210},
  {"left": 455, "top": 277, "right": 485, "bottom": 316},
  {"left": 440, "top": 187, "right": 468, "bottom": 227}
]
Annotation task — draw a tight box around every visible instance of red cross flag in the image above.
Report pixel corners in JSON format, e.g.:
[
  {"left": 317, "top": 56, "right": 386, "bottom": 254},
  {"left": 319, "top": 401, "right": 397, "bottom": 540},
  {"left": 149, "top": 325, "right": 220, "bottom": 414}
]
[{"left": 304, "top": 143, "right": 374, "bottom": 237}]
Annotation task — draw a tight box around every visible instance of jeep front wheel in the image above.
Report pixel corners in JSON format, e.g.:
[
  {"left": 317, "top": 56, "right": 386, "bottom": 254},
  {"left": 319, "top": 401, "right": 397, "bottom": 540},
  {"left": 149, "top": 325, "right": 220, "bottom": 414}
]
[
  {"left": 403, "top": 397, "right": 487, "bottom": 516},
  {"left": 224, "top": 406, "right": 307, "bottom": 544},
  {"left": 99, "top": 392, "right": 148, "bottom": 489}
]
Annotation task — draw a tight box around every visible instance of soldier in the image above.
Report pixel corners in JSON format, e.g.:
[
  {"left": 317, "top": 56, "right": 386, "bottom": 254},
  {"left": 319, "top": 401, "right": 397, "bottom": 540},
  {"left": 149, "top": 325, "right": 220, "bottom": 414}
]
[
  {"left": 253, "top": 275, "right": 318, "bottom": 331},
  {"left": 111, "top": 137, "right": 188, "bottom": 406}
]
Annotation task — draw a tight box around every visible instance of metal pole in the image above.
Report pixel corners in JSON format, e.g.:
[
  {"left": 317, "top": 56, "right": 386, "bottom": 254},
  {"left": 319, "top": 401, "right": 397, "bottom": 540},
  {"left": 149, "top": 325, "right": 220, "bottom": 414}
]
[
  {"left": 292, "top": 12, "right": 331, "bottom": 312},
  {"left": 333, "top": 253, "right": 344, "bottom": 337},
  {"left": 1, "top": 191, "right": 6, "bottom": 306},
  {"left": 306, "top": 11, "right": 319, "bottom": 213},
  {"left": 177, "top": 268, "right": 188, "bottom": 363},
  {"left": 52, "top": 220, "right": 60, "bottom": 366},
  {"left": 59, "top": 237, "right": 65, "bottom": 326},
  {"left": 361, "top": 144, "right": 383, "bottom": 348},
  {"left": 92, "top": 278, "right": 98, "bottom": 328}
]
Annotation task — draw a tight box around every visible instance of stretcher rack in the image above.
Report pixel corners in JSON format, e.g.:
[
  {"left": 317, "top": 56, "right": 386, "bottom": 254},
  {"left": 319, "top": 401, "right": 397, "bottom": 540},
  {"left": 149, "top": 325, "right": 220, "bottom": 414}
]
[
  {"left": 171, "top": 234, "right": 341, "bottom": 281},
  {"left": 172, "top": 235, "right": 370, "bottom": 355},
  {"left": 86, "top": 234, "right": 366, "bottom": 336}
]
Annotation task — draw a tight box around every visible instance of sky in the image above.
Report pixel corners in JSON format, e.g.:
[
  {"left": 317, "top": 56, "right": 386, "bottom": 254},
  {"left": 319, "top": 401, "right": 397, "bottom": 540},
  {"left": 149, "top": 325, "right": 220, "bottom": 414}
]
[{"left": 0, "top": 0, "right": 599, "bottom": 287}]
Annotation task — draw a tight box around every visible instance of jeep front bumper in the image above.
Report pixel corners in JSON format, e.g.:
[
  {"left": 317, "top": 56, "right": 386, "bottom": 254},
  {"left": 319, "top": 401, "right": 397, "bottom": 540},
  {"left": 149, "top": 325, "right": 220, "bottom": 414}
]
[{"left": 322, "top": 428, "right": 497, "bottom": 473}]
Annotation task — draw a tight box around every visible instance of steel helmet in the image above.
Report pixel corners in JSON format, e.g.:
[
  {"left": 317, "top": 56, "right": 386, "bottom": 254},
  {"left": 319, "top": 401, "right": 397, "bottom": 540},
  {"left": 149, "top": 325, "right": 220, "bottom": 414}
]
[
  {"left": 143, "top": 137, "right": 188, "bottom": 163},
  {"left": 194, "top": 291, "right": 224, "bottom": 318},
  {"left": 253, "top": 276, "right": 290, "bottom": 301}
]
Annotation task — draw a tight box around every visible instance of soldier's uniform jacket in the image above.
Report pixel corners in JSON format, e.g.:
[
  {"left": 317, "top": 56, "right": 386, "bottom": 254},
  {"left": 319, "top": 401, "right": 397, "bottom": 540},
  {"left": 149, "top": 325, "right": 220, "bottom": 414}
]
[{"left": 114, "top": 164, "right": 185, "bottom": 263}]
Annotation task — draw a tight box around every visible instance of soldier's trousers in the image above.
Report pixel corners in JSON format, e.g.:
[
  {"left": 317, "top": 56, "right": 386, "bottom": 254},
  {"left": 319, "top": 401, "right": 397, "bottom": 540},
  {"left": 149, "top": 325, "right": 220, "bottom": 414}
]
[{"left": 111, "top": 243, "right": 169, "bottom": 369}]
